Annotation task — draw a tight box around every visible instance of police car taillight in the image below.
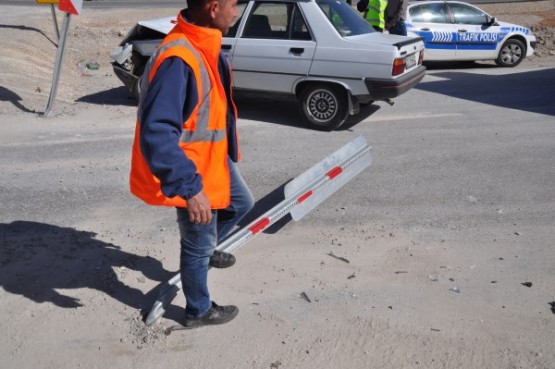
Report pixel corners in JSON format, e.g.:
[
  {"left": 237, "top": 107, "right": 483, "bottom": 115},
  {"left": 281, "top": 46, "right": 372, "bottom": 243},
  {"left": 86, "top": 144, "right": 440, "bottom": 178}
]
[
  {"left": 392, "top": 58, "right": 405, "bottom": 76},
  {"left": 418, "top": 50, "right": 424, "bottom": 64}
]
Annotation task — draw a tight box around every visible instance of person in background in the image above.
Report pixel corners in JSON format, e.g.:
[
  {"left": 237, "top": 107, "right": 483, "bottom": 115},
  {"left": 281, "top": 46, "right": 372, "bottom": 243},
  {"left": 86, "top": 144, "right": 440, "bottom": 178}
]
[
  {"left": 129, "top": 0, "right": 254, "bottom": 329},
  {"left": 385, "top": 0, "right": 407, "bottom": 36},
  {"left": 357, "top": 0, "right": 387, "bottom": 32}
]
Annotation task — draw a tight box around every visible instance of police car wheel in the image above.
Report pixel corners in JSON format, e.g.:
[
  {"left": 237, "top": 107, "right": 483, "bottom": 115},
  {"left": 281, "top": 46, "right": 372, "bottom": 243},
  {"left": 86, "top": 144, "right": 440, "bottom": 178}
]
[
  {"left": 299, "top": 84, "right": 348, "bottom": 131},
  {"left": 496, "top": 39, "right": 526, "bottom": 67}
]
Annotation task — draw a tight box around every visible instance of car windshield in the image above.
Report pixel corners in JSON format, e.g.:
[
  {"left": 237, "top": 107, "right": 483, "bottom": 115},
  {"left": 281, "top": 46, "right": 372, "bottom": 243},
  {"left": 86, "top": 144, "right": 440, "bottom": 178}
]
[{"left": 316, "top": 0, "right": 374, "bottom": 36}]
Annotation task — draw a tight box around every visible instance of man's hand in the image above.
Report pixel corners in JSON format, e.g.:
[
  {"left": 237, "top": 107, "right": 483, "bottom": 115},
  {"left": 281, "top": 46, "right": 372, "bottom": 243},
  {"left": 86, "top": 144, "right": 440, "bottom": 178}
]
[{"left": 186, "top": 191, "right": 212, "bottom": 224}]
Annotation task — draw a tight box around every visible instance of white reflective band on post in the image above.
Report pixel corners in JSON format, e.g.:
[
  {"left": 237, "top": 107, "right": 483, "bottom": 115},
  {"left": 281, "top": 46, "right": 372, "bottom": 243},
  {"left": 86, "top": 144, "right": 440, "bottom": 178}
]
[{"left": 144, "top": 136, "right": 372, "bottom": 326}]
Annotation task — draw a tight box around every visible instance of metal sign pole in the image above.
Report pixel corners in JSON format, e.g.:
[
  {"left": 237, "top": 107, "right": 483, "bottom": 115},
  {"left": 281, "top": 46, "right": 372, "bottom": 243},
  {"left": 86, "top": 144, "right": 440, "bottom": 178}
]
[
  {"left": 43, "top": 12, "right": 71, "bottom": 117},
  {"left": 50, "top": 4, "right": 60, "bottom": 41}
]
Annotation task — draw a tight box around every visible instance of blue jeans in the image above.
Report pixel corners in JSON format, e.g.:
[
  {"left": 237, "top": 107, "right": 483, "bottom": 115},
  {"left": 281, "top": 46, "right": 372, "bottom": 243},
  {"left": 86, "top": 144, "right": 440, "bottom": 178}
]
[
  {"left": 389, "top": 20, "right": 407, "bottom": 36},
  {"left": 177, "top": 158, "right": 254, "bottom": 318}
]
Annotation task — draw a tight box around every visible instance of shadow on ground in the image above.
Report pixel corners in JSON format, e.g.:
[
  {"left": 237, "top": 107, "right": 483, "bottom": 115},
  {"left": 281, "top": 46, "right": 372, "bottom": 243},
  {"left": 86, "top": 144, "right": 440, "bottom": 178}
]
[
  {"left": 77, "top": 86, "right": 137, "bottom": 106},
  {"left": 0, "top": 24, "right": 57, "bottom": 47},
  {"left": 78, "top": 87, "right": 381, "bottom": 129},
  {"left": 0, "top": 86, "right": 37, "bottom": 114},
  {"left": 0, "top": 221, "right": 174, "bottom": 310},
  {"left": 423, "top": 60, "right": 498, "bottom": 71},
  {"left": 418, "top": 67, "right": 555, "bottom": 116},
  {"left": 235, "top": 93, "right": 380, "bottom": 131}
]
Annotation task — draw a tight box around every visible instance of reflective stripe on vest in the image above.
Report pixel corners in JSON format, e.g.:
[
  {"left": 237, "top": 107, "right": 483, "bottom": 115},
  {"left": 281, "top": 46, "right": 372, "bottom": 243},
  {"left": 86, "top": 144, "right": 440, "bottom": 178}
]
[
  {"left": 138, "top": 38, "right": 225, "bottom": 145},
  {"left": 364, "top": 0, "right": 386, "bottom": 28}
]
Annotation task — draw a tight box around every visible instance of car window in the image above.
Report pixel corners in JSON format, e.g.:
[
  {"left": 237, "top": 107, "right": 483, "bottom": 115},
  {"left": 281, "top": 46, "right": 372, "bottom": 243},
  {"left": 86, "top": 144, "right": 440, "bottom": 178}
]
[
  {"left": 448, "top": 3, "right": 488, "bottom": 25},
  {"left": 242, "top": 1, "right": 311, "bottom": 40},
  {"left": 317, "top": 0, "right": 374, "bottom": 36},
  {"left": 227, "top": 1, "right": 248, "bottom": 37},
  {"left": 291, "top": 5, "right": 312, "bottom": 40},
  {"left": 409, "top": 4, "right": 450, "bottom": 24}
]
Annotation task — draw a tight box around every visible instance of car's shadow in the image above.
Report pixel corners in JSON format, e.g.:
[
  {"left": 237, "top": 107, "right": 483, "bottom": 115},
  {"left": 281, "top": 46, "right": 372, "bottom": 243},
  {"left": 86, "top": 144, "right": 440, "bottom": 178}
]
[
  {"left": 235, "top": 93, "right": 380, "bottom": 131},
  {"left": 77, "top": 86, "right": 137, "bottom": 106},
  {"left": 417, "top": 67, "right": 555, "bottom": 116},
  {"left": 235, "top": 95, "right": 301, "bottom": 128},
  {"left": 78, "top": 88, "right": 380, "bottom": 130},
  {"left": 423, "top": 60, "right": 499, "bottom": 70}
]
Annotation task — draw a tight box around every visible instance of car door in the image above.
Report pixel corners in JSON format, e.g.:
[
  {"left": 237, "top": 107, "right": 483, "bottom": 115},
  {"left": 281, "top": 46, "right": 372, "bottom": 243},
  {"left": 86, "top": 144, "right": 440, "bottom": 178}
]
[
  {"left": 407, "top": 3, "right": 456, "bottom": 61},
  {"left": 227, "top": 0, "right": 316, "bottom": 94},
  {"left": 447, "top": 2, "right": 500, "bottom": 60},
  {"left": 221, "top": 1, "right": 248, "bottom": 60}
]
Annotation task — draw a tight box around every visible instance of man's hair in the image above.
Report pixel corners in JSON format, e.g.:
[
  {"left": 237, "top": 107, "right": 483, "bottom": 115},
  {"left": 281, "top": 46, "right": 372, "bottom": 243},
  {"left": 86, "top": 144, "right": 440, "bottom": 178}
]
[
  {"left": 187, "top": 0, "right": 225, "bottom": 10},
  {"left": 186, "top": 0, "right": 205, "bottom": 10}
]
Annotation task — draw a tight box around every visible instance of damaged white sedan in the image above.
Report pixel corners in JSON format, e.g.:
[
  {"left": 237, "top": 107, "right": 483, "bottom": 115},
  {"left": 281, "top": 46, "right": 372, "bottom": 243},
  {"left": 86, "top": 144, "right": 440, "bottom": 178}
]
[{"left": 111, "top": 0, "right": 426, "bottom": 130}]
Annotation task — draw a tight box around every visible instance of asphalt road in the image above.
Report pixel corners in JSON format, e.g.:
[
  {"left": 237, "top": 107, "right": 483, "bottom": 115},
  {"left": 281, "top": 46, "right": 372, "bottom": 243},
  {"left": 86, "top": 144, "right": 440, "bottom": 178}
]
[{"left": 1, "top": 64, "right": 554, "bottom": 239}]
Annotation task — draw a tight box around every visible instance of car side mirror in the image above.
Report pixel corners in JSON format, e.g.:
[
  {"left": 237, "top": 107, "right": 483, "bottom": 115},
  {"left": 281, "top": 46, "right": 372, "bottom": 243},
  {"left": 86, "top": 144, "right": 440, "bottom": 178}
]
[{"left": 486, "top": 16, "right": 496, "bottom": 25}]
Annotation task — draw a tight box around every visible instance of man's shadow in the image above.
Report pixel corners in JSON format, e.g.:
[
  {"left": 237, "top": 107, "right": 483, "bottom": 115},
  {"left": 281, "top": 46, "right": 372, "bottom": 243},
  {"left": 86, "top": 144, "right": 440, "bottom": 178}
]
[{"left": 0, "top": 221, "right": 174, "bottom": 310}]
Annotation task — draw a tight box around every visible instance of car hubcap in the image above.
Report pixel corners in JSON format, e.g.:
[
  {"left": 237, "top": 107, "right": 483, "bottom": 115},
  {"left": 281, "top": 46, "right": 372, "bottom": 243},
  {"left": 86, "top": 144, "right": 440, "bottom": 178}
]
[
  {"left": 501, "top": 44, "right": 522, "bottom": 65},
  {"left": 307, "top": 89, "right": 337, "bottom": 122}
]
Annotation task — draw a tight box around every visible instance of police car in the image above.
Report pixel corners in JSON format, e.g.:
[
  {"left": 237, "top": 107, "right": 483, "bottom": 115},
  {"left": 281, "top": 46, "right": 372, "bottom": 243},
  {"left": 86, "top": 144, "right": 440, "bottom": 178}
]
[{"left": 405, "top": 0, "right": 537, "bottom": 67}]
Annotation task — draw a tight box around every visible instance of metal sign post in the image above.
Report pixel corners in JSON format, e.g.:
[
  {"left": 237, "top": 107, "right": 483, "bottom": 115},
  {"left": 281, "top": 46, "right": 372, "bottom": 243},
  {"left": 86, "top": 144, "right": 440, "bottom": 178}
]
[
  {"left": 144, "top": 136, "right": 372, "bottom": 326},
  {"left": 35, "top": 1, "right": 60, "bottom": 41},
  {"left": 50, "top": 4, "right": 60, "bottom": 41},
  {"left": 43, "top": 12, "right": 71, "bottom": 117},
  {"left": 42, "top": 0, "right": 82, "bottom": 117}
]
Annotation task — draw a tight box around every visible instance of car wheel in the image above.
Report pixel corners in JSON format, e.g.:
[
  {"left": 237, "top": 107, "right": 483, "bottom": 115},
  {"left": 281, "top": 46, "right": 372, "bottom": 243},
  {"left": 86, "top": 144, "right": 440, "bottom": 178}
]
[
  {"left": 298, "top": 84, "right": 348, "bottom": 130},
  {"left": 495, "top": 39, "right": 526, "bottom": 67}
]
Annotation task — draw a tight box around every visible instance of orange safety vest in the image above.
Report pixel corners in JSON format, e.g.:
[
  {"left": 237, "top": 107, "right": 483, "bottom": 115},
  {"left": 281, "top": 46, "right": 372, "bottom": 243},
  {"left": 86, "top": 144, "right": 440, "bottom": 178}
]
[{"left": 129, "top": 12, "right": 237, "bottom": 209}]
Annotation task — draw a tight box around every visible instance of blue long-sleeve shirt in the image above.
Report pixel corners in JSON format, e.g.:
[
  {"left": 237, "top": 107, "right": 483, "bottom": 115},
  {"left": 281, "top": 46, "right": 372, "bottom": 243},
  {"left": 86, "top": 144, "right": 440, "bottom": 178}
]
[{"left": 139, "top": 53, "right": 238, "bottom": 201}]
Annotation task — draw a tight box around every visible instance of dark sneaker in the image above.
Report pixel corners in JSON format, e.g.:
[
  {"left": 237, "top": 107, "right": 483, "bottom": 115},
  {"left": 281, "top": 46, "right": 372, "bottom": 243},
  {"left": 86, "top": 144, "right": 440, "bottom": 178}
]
[
  {"left": 183, "top": 302, "right": 239, "bottom": 328},
  {"left": 209, "top": 250, "right": 236, "bottom": 268}
]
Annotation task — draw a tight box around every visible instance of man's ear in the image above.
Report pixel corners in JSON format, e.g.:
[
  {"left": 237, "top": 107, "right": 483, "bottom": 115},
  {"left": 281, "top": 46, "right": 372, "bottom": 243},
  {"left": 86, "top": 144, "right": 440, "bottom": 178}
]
[{"left": 207, "top": 0, "right": 221, "bottom": 18}]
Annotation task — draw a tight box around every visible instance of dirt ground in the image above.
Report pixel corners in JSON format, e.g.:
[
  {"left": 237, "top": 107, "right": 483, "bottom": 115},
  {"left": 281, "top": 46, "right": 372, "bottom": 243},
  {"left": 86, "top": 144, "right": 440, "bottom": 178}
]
[{"left": 1, "top": 2, "right": 554, "bottom": 369}]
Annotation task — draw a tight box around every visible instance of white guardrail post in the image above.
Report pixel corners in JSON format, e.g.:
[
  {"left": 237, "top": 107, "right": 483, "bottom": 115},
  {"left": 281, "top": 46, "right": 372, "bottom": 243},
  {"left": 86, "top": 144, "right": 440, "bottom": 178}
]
[{"left": 145, "top": 136, "right": 372, "bottom": 325}]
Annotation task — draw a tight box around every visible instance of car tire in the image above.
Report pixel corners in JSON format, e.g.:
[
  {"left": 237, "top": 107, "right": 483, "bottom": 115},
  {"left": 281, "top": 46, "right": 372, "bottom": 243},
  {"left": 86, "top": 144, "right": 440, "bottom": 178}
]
[
  {"left": 495, "top": 39, "right": 526, "bottom": 67},
  {"left": 298, "top": 84, "right": 349, "bottom": 130}
]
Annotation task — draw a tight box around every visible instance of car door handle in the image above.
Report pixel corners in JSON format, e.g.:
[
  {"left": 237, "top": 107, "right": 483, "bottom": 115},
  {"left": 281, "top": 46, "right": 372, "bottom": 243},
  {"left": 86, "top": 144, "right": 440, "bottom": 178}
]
[
  {"left": 290, "top": 47, "right": 304, "bottom": 54},
  {"left": 458, "top": 29, "right": 467, "bottom": 33},
  {"left": 222, "top": 44, "right": 232, "bottom": 50},
  {"left": 419, "top": 27, "right": 430, "bottom": 31}
]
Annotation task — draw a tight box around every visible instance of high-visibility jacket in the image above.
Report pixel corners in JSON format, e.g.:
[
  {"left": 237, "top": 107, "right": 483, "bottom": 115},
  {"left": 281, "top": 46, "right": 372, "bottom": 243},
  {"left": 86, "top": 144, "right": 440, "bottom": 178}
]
[
  {"left": 130, "top": 11, "right": 237, "bottom": 209},
  {"left": 364, "top": 0, "right": 387, "bottom": 29}
]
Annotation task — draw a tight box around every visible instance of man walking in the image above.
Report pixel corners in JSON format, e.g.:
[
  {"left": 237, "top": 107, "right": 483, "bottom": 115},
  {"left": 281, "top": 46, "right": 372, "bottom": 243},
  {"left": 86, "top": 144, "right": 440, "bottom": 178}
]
[
  {"left": 129, "top": 0, "right": 254, "bottom": 328},
  {"left": 385, "top": 0, "right": 407, "bottom": 36}
]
